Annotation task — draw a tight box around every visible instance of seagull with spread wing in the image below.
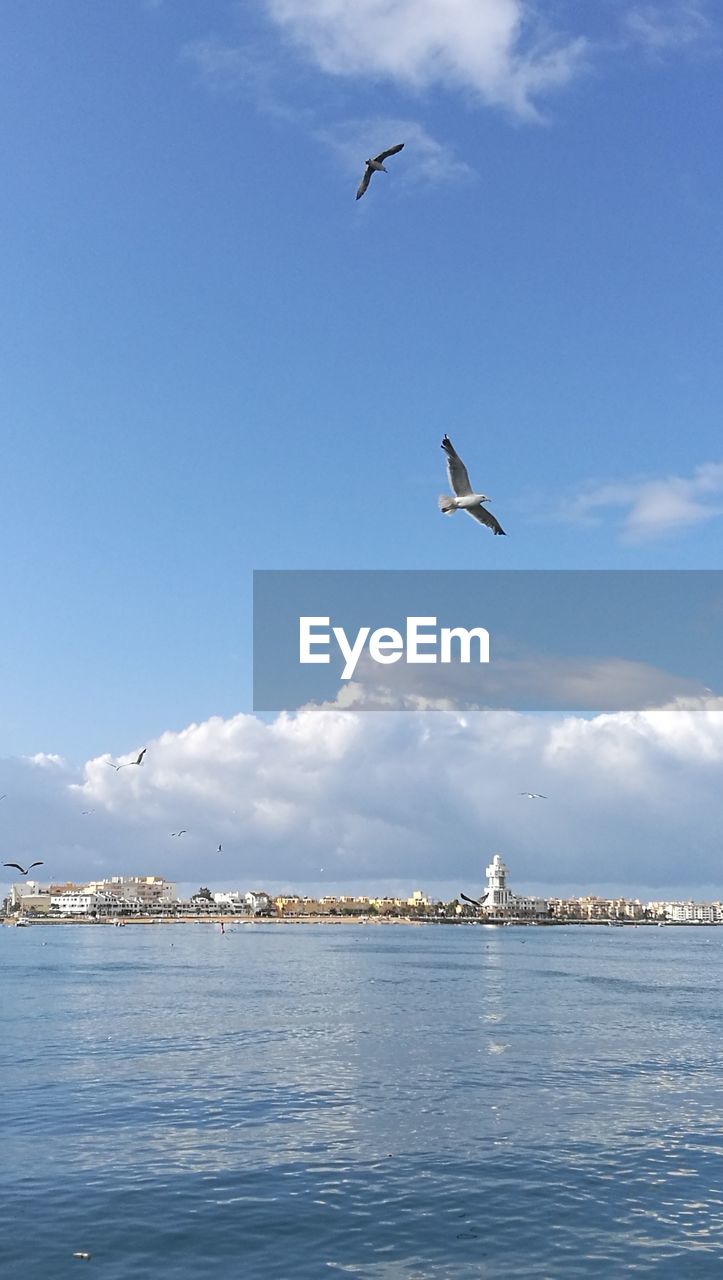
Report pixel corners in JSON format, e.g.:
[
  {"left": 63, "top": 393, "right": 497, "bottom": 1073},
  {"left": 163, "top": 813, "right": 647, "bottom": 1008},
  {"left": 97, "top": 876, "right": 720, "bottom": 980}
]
[
  {"left": 4, "top": 861, "right": 44, "bottom": 876},
  {"left": 106, "top": 748, "right": 146, "bottom": 771},
  {"left": 356, "top": 143, "right": 404, "bottom": 200},
  {"left": 520, "top": 792, "right": 547, "bottom": 800},
  {"left": 439, "top": 435, "right": 506, "bottom": 536},
  {"left": 460, "top": 891, "right": 489, "bottom": 910}
]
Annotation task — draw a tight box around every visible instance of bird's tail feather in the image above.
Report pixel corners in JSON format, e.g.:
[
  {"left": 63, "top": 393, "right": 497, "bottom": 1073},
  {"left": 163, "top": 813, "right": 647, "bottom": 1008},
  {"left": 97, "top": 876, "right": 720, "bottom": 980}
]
[{"left": 438, "top": 494, "right": 456, "bottom": 515}]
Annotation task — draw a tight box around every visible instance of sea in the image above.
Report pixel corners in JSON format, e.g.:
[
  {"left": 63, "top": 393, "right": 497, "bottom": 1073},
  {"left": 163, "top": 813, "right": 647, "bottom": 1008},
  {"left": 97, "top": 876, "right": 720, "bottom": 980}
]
[{"left": 2, "top": 921, "right": 723, "bottom": 1278}]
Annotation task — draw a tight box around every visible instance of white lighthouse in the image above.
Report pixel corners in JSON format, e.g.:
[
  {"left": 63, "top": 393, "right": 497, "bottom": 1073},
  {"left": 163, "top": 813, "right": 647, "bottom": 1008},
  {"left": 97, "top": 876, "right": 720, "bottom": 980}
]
[{"left": 484, "top": 854, "right": 513, "bottom": 913}]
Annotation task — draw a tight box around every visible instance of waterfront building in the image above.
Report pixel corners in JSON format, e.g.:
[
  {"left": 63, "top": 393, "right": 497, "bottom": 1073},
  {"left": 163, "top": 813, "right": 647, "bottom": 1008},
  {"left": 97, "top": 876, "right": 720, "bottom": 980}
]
[
  {"left": 85, "top": 875, "right": 177, "bottom": 906},
  {"left": 547, "top": 896, "right": 648, "bottom": 921},
  {"left": 245, "top": 891, "right": 272, "bottom": 915},
  {"left": 9, "top": 884, "right": 53, "bottom": 915},
  {"left": 658, "top": 901, "right": 722, "bottom": 924},
  {"left": 50, "top": 891, "right": 118, "bottom": 916},
  {"left": 213, "top": 891, "right": 243, "bottom": 909},
  {"left": 481, "top": 855, "right": 549, "bottom": 920}
]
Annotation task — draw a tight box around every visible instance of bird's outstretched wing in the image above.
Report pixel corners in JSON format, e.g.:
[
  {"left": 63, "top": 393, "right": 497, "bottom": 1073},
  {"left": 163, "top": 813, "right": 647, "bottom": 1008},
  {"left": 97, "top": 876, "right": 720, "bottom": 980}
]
[
  {"left": 106, "top": 760, "right": 120, "bottom": 770},
  {"left": 136, "top": 748, "right": 146, "bottom": 765},
  {"left": 28, "top": 861, "right": 44, "bottom": 870},
  {"left": 373, "top": 142, "right": 404, "bottom": 163},
  {"left": 356, "top": 165, "right": 372, "bottom": 200},
  {"left": 441, "top": 435, "right": 473, "bottom": 497},
  {"left": 465, "top": 504, "right": 506, "bottom": 536},
  {"left": 4, "top": 862, "right": 27, "bottom": 873},
  {"left": 460, "top": 892, "right": 482, "bottom": 908}
]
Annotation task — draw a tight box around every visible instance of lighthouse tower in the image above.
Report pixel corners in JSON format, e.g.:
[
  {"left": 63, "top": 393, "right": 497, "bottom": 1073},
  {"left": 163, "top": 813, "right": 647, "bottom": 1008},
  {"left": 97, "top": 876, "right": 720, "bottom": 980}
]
[{"left": 484, "top": 854, "right": 512, "bottom": 914}]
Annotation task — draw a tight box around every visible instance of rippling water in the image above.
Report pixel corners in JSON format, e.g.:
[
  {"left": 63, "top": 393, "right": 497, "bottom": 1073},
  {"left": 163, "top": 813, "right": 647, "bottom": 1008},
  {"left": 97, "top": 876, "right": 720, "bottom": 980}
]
[{"left": 3, "top": 922, "right": 723, "bottom": 1277}]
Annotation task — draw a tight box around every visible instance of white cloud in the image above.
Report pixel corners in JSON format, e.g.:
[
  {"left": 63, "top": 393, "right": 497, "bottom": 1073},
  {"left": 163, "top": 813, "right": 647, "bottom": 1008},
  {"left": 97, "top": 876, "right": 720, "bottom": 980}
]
[
  {"left": 566, "top": 460, "right": 723, "bottom": 541},
  {"left": 2, "top": 697, "right": 723, "bottom": 899},
  {"left": 262, "top": 0, "right": 588, "bottom": 119},
  {"left": 624, "top": 1, "right": 711, "bottom": 52},
  {"left": 25, "top": 752, "right": 67, "bottom": 769}
]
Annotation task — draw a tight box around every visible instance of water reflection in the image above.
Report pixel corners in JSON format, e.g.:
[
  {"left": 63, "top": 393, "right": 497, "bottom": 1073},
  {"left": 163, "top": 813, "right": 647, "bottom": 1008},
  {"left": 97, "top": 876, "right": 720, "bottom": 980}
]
[{"left": 3, "top": 923, "right": 723, "bottom": 1277}]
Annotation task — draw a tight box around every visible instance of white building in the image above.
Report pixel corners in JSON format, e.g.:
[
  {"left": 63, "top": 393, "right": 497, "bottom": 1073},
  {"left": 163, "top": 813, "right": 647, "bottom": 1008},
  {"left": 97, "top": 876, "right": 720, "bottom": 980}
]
[
  {"left": 481, "top": 855, "right": 548, "bottom": 920},
  {"left": 213, "top": 891, "right": 243, "bottom": 909},
  {"left": 659, "top": 901, "right": 722, "bottom": 924},
  {"left": 245, "top": 891, "right": 272, "bottom": 915},
  {"left": 50, "top": 892, "right": 119, "bottom": 917}
]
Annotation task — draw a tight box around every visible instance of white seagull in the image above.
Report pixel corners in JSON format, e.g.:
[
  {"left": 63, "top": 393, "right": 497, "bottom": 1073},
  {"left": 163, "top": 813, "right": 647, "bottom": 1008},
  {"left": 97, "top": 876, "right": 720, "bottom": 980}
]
[
  {"left": 106, "top": 748, "right": 147, "bottom": 771},
  {"left": 356, "top": 143, "right": 404, "bottom": 200},
  {"left": 438, "top": 436, "right": 506, "bottom": 536},
  {"left": 520, "top": 792, "right": 547, "bottom": 800}
]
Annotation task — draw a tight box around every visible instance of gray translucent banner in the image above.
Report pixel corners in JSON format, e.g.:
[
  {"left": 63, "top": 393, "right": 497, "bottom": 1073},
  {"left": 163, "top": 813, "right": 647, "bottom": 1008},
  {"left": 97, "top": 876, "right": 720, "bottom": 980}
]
[{"left": 253, "top": 571, "right": 723, "bottom": 712}]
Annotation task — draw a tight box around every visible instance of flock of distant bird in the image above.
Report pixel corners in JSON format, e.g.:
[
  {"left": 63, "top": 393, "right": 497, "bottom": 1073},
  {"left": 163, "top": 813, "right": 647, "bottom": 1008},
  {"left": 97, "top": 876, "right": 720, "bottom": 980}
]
[{"left": 2, "top": 746, "right": 230, "bottom": 881}]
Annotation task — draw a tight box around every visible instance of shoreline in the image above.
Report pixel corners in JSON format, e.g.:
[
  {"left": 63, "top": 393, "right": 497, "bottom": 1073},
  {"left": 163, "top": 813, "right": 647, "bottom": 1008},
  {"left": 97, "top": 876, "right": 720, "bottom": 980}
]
[{"left": 2, "top": 916, "right": 718, "bottom": 928}]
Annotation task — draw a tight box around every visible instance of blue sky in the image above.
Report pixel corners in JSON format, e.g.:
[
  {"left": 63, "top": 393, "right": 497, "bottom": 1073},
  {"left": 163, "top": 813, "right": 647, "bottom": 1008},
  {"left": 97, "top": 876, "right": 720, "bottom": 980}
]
[{"left": 1, "top": 1, "right": 722, "bottom": 896}]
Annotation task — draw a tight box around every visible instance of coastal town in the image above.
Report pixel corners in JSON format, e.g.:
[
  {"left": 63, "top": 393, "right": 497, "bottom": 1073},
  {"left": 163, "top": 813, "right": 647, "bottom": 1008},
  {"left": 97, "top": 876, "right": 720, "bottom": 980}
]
[{"left": 3, "top": 855, "right": 722, "bottom": 926}]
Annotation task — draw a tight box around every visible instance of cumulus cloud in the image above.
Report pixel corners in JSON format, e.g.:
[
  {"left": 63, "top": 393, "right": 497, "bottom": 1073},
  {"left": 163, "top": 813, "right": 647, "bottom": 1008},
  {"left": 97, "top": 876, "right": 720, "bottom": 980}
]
[
  {"left": 2, "top": 697, "right": 723, "bottom": 900},
  {"left": 262, "top": 0, "right": 588, "bottom": 119},
  {"left": 566, "top": 461, "right": 723, "bottom": 541}
]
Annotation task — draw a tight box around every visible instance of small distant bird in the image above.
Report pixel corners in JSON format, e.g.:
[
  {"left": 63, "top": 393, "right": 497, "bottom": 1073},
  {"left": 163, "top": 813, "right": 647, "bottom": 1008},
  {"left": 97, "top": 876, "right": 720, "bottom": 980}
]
[
  {"left": 217, "top": 844, "right": 223, "bottom": 853},
  {"left": 0, "top": 794, "right": 6, "bottom": 801},
  {"left": 520, "top": 792, "right": 547, "bottom": 800},
  {"left": 356, "top": 143, "right": 404, "bottom": 200},
  {"left": 81, "top": 810, "right": 95, "bottom": 815},
  {"left": 170, "top": 830, "right": 187, "bottom": 838},
  {"left": 72, "top": 1253, "right": 91, "bottom": 1261},
  {"left": 439, "top": 435, "right": 506, "bottom": 536},
  {"left": 4, "top": 861, "right": 44, "bottom": 875},
  {"left": 106, "top": 748, "right": 146, "bottom": 771}
]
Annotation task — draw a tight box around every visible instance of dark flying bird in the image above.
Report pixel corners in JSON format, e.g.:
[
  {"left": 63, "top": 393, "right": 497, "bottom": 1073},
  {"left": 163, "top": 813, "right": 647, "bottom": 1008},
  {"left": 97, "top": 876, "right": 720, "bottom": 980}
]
[
  {"left": 107, "top": 748, "right": 147, "bottom": 771},
  {"left": 170, "top": 830, "right": 187, "bottom": 838},
  {"left": 439, "top": 435, "right": 506, "bottom": 536},
  {"left": 460, "top": 892, "right": 485, "bottom": 909},
  {"left": 356, "top": 143, "right": 404, "bottom": 200},
  {"left": 81, "top": 810, "right": 95, "bottom": 815},
  {"left": 4, "top": 861, "right": 44, "bottom": 876},
  {"left": 520, "top": 792, "right": 547, "bottom": 800},
  {"left": 217, "top": 844, "right": 223, "bottom": 853}
]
